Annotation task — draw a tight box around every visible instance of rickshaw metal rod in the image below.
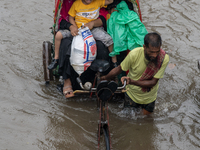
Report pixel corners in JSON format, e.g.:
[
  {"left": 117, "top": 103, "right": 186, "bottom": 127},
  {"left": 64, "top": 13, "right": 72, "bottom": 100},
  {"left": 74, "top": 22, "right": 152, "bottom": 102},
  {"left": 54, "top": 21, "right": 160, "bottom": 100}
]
[
  {"left": 74, "top": 88, "right": 128, "bottom": 94},
  {"left": 117, "top": 80, "right": 127, "bottom": 90},
  {"left": 76, "top": 77, "right": 127, "bottom": 91},
  {"left": 76, "top": 77, "right": 85, "bottom": 89},
  {"left": 91, "top": 80, "right": 127, "bottom": 91},
  {"left": 101, "top": 120, "right": 108, "bottom": 125}
]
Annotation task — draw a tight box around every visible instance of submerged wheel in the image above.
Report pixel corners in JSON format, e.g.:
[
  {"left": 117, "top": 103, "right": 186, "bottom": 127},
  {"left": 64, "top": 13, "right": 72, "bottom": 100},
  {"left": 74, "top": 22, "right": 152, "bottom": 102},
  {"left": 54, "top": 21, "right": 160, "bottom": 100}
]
[
  {"left": 103, "top": 125, "right": 110, "bottom": 150},
  {"left": 43, "top": 41, "right": 53, "bottom": 84}
]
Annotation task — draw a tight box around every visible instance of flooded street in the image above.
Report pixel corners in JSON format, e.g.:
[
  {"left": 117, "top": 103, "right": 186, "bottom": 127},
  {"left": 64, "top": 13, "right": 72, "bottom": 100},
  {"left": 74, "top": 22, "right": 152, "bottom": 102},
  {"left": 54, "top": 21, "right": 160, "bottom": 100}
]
[{"left": 0, "top": 0, "right": 200, "bottom": 149}]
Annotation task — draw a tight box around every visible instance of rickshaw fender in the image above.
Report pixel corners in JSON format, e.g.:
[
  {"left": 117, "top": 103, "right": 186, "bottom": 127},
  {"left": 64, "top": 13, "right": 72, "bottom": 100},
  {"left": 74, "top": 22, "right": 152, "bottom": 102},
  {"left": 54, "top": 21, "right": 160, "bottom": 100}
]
[{"left": 42, "top": 41, "right": 53, "bottom": 84}]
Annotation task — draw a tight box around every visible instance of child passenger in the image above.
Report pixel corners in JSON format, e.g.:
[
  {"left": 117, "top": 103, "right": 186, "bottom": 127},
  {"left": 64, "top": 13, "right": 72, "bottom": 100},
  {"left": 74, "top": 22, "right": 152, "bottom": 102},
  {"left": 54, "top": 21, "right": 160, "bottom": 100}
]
[
  {"left": 48, "top": 0, "right": 75, "bottom": 70},
  {"left": 48, "top": 0, "right": 117, "bottom": 71}
]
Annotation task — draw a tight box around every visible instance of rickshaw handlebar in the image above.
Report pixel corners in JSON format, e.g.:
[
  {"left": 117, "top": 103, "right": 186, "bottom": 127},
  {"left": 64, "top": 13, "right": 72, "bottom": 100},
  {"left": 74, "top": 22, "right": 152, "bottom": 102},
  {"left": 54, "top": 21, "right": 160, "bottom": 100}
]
[{"left": 76, "top": 77, "right": 127, "bottom": 92}]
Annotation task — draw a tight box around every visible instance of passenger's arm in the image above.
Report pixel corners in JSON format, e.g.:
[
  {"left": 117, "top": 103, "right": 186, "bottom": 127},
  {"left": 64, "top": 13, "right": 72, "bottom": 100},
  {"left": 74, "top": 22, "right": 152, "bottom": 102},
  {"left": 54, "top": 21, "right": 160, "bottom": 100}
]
[
  {"left": 101, "top": 65, "right": 122, "bottom": 80},
  {"left": 84, "top": 18, "right": 103, "bottom": 30},
  {"left": 69, "top": 15, "right": 77, "bottom": 27},
  {"left": 121, "top": 76, "right": 159, "bottom": 88},
  {"left": 92, "top": 18, "right": 103, "bottom": 27},
  {"left": 105, "top": 0, "right": 114, "bottom": 5},
  {"left": 69, "top": 15, "right": 78, "bottom": 36}
]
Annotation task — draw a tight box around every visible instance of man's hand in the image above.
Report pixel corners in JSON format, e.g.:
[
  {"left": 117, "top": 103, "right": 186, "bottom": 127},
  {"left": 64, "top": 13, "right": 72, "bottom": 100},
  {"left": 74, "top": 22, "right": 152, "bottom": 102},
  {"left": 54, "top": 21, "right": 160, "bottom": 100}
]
[
  {"left": 101, "top": 65, "right": 122, "bottom": 81},
  {"left": 100, "top": 75, "right": 106, "bottom": 81},
  {"left": 69, "top": 15, "right": 79, "bottom": 36},
  {"left": 69, "top": 25, "right": 79, "bottom": 36},
  {"left": 121, "top": 76, "right": 131, "bottom": 85},
  {"left": 84, "top": 21, "right": 95, "bottom": 30}
]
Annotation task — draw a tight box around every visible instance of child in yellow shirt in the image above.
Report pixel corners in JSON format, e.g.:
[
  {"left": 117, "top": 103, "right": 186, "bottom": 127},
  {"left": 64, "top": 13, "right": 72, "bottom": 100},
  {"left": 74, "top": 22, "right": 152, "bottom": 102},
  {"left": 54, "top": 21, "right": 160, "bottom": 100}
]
[
  {"left": 48, "top": 0, "right": 116, "bottom": 71},
  {"left": 68, "top": 0, "right": 117, "bottom": 66}
]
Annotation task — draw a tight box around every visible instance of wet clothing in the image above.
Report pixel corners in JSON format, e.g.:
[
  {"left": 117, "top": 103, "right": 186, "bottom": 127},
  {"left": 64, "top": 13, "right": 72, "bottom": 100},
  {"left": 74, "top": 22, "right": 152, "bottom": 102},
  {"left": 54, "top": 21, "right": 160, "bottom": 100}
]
[
  {"left": 124, "top": 93, "right": 155, "bottom": 112},
  {"left": 139, "top": 49, "right": 166, "bottom": 92},
  {"left": 121, "top": 47, "right": 169, "bottom": 105},
  {"left": 68, "top": 0, "right": 105, "bottom": 28}
]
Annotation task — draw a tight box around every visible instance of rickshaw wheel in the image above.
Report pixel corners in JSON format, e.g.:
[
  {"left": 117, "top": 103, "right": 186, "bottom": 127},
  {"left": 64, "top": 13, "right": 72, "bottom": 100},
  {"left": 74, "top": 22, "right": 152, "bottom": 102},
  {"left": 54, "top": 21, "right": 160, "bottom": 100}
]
[
  {"left": 43, "top": 41, "right": 53, "bottom": 84},
  {"left": 198, "top": 59, "right": 200, "bottom": 70}
]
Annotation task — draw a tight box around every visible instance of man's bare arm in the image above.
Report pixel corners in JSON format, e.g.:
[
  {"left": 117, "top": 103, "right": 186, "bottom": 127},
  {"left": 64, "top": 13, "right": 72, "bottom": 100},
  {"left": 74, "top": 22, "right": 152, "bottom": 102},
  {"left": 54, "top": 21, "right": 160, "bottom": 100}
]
[
  {"left": 101, "top": 65, "right": 122, "bottom": 80},
  {"left": 105, "top": 0, "right": 114, "bottom": 6},
  {"left": 121, "top": 76, "right": 159, "bottom": 88}
]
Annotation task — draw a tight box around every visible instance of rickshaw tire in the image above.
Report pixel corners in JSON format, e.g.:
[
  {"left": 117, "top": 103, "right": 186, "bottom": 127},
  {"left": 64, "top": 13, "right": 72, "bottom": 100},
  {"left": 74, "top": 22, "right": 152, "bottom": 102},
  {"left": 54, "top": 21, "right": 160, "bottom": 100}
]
[
  {"left": 198, "top": 59, "right": 200, "bottom": 70},
  {"left": 103, "top": 124, "right": 110, "bottom": 150},
  {"left": 43, "top": 41, "right": 53, "bottom": 84}
]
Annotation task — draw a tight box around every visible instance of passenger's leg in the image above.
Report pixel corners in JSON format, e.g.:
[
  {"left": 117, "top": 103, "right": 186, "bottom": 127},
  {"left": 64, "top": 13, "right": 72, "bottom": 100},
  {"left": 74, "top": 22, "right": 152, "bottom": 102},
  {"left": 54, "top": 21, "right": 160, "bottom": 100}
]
[
  {"left": 142, "top": 109, "right": 152, "bottom": 115},
  {"left": 54, "top": 31, "right": 63, "bottom": 59},
  {"left": 91, "top": 27, "right": 113, "bottom": 45},
  {"left": 48, "top": 30, "right": 71, "bottom": 70},
  {"left": 48, "top": 31, "right": 63, "bottom": 70},
  {"left": 63, "top": 78, "right": 74, "bottom": 98},
  {"left": 142, "top": 101, "right": 155, "bottom": 115},
  {"left": 108, "top": 44, "right": 117, "bottom": 66}
]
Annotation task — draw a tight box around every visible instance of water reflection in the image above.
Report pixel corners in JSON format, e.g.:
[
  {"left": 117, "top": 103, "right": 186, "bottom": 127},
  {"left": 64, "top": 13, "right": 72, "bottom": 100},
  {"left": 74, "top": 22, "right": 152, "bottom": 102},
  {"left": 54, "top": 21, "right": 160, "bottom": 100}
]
[{"left": 41, "top": 97, "right": 98, "bottom": 149}]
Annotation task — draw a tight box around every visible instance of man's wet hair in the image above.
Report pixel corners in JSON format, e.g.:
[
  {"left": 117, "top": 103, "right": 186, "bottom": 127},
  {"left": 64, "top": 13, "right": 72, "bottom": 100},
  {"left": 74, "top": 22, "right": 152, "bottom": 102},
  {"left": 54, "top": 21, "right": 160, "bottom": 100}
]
[{"left": 144, "top": 32, "right": 162, "bottom": 48}]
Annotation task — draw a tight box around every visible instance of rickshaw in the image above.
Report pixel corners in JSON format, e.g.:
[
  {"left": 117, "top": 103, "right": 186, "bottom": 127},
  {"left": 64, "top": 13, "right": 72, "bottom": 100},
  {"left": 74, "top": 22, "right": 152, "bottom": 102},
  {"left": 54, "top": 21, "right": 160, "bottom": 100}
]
[{"left": 42, "top": 0, "right": 142, "bottom": 149}]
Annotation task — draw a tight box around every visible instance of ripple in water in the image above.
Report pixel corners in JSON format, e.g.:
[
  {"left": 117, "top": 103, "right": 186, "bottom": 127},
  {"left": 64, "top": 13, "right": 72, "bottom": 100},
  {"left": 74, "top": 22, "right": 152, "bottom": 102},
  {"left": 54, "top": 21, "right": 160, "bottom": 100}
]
[{"left": 109, "top": 103, "right": 145, "bottom": 120}]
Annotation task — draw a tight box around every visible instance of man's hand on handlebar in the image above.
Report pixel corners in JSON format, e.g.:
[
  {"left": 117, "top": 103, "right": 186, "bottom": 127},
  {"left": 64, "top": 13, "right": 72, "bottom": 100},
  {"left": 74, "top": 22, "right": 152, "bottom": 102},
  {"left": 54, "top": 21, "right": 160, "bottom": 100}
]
[
  {"left": 100, "top": 75, "right": 106, "bottom": 81},
  {"left": 121, "top": 76, "right": 131, "bottom": 85}
]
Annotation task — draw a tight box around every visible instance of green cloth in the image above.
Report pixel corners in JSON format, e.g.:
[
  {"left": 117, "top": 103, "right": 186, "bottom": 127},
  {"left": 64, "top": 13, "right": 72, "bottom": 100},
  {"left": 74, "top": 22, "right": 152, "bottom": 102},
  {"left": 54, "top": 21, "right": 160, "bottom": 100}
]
[
  {"left": 107, "top": 1, "right": 148, "bottom": 57},
  {"left": 120, "top": 47, "right": 169, "bottom": 104}
]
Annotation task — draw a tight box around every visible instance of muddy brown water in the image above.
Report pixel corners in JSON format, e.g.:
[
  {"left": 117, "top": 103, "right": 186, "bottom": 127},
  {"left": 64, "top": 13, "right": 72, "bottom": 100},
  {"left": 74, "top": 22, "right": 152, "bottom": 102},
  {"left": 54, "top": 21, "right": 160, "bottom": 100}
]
[{"left": 0, "top": 0, "right": 200, "bottom": 149}]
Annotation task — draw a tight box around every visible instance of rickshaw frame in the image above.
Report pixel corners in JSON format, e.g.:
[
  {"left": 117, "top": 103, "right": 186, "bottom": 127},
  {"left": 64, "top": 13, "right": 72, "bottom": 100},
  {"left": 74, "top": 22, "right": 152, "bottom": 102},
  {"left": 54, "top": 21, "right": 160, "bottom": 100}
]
[
  {"left": 42, "top": 0, "right": 142, "bottom": 149},
  {"left": 43, "top": 0, "right": 142, "bottom": 83}
]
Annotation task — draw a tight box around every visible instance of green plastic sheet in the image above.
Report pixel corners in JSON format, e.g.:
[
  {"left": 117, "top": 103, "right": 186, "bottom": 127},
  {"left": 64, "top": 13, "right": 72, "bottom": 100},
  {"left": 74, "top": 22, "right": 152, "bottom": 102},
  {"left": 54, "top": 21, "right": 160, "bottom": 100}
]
[{"left": 107, "top": 1, "right": 148, "bottom": 57}]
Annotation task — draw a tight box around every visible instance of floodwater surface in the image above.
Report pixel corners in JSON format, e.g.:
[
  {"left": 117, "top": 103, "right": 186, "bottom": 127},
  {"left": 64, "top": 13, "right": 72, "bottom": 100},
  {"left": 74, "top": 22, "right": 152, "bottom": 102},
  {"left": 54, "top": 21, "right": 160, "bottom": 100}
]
[{"left": 0, "top": 0, "right": 200, "bottom": 149}]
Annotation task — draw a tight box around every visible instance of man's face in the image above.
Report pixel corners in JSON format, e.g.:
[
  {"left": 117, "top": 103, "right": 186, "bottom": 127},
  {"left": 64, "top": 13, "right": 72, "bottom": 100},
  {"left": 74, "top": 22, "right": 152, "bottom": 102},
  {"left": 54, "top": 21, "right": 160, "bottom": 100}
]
[
  {"left": 144, "top": 44, "right": 160, "bottom": 62},
  {"left": 82, "top": 0, "right": 93, "bottom": 4}
]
